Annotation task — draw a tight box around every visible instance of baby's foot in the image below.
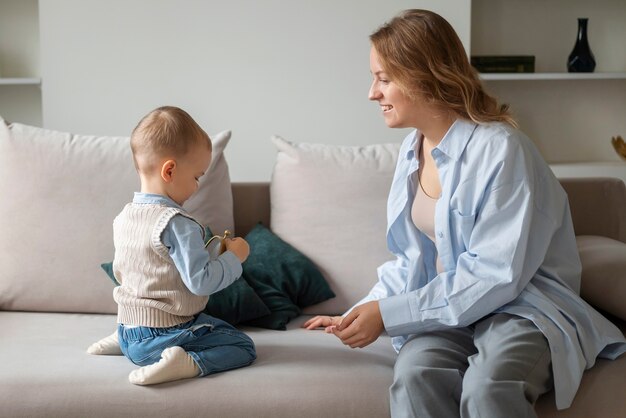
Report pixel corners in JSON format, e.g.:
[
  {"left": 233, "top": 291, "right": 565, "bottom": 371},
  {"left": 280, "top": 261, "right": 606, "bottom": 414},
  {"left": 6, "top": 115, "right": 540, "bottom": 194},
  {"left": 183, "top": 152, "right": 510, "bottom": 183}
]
[
  {"left": 128, "top": 346, "right": 200, "bottom": 385},
  {"left": 87, "top": 330, "right": 122, "bottom": 355}
]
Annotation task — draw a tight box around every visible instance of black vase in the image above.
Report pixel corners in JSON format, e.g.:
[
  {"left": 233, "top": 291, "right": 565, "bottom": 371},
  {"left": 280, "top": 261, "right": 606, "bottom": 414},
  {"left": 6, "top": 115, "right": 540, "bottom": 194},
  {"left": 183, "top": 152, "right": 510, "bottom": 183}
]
[{"left": 567, "top": 18, "right": 596, "bottom": 72}]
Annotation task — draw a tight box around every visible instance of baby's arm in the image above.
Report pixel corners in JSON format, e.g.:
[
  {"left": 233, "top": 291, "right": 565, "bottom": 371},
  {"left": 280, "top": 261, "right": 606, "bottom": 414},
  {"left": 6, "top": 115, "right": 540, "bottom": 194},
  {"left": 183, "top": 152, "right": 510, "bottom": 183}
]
[{"left": 163, "top": 215, "right": 244, "bottom": 296}]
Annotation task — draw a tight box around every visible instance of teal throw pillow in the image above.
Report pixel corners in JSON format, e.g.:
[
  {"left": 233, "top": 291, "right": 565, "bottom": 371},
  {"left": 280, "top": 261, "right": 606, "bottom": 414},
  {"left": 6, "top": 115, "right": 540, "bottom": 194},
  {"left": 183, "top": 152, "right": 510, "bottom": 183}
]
[
  {"left": 101, "top": 262, "right": 120, "bottom": 286},
  {"left": 241, "top": 223, "right": 335, "bottom": 330},
  {"left": 202, "top": 277, "right": 271, "bottom": 325}
]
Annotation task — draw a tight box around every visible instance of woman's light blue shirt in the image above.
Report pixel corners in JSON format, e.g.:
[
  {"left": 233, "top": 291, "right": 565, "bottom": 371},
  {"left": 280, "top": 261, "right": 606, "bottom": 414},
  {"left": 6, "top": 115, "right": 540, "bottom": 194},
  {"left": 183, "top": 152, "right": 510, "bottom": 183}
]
[
  {"left": 358, "top": 119, "right": 626, "bottom": 409},
  {"left": 132, "top": 193, "right": 242, "bottom": 297}
]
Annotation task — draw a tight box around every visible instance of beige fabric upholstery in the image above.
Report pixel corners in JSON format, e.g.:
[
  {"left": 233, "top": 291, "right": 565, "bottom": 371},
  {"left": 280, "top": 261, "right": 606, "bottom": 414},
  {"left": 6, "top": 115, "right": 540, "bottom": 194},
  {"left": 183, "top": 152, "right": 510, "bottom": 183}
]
[
  {"left": 559, "top": 177, "right": 626, "bottom": 244},
  {"left": 232, "top": 182, "right": 271, "bottom": 236},
  {"left": 0, "top": 311, "right": 394, "bottom": 418},
  {"left": 1, "top": 311, "right": 625, "bottom": 418},
  {"left": 577, "top": 235, "right": 626, "bottom": 321}
]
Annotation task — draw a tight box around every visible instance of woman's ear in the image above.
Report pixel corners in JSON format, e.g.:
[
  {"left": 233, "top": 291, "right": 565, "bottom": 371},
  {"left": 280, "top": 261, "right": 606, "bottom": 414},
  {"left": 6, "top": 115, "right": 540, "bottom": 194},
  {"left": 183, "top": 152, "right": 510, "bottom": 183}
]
[{"left": 160, "top": 159, "right": 176, "bottom": 182}]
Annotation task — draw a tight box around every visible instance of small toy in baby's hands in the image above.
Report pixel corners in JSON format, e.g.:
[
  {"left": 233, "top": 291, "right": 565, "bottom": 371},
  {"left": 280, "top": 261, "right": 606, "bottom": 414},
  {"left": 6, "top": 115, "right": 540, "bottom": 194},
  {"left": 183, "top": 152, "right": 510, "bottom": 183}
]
[{"left": 205, "top": 229, "right": 232, "bottom": 255}]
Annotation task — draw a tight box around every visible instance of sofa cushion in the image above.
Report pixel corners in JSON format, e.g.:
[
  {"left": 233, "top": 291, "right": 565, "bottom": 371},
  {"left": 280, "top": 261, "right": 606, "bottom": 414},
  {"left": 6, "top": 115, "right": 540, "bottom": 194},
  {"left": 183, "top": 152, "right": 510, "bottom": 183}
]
[
  {"left": 270, "top": 136, "right": 398, "bottom": 315},
  {"left": 577, "top": 235, "right": 626, "bottom": 321},
  {"left": 0, "top": 117, "right": 233, "bottom": 314},
  {"left": 0, "top": 311, "right": 396, "bottom": 418},
  {"left": 242, "top": 224, "right": 336, "bottom": 330}
]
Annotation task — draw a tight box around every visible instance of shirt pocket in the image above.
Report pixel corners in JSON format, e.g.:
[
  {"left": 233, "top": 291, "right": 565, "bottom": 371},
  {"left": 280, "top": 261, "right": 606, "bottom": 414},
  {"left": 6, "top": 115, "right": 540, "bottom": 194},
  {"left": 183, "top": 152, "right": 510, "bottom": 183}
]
[{"left": 449, "top": 209, "right": 476, "bottom": 251}]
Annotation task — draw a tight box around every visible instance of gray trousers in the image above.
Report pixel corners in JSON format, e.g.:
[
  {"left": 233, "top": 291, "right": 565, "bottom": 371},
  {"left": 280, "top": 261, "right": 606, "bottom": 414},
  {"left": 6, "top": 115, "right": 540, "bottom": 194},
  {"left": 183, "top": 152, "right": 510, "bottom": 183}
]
[{"left": 390, "top": 313, "right": 553, "bottom": 418}]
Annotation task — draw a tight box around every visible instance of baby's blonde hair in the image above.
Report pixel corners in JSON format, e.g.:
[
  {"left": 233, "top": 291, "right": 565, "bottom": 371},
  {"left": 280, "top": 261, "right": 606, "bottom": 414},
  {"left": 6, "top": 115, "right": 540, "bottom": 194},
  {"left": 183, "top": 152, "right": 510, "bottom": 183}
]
[
  {"left": 370, "top": 9, "right": 517, "bottom": 127},
  {"left": 130, "top": 106, "right": 211, "bottom": 172}
]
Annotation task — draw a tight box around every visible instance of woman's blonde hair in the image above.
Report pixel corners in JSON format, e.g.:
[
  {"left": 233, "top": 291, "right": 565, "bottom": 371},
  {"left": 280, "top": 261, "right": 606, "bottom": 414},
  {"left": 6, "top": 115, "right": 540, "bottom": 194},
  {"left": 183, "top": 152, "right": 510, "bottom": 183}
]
[
  {"left": 130, "top": 106, "right": 211, "bottom": 172},
  {"left": 370, "top": 9, "right": 517, "bottom": 127}
]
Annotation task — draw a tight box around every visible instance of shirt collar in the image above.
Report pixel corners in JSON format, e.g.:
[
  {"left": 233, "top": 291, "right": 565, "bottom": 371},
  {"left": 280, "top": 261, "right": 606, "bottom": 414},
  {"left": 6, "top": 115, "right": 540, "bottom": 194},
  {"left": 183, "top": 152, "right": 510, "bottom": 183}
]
[
  {"left": 404, "top": 130, "right": 421, "bottom": 161},
  {"left": 436, "top": 118, "right": 478, "bottom": 161},
  {"left": 132, "top": 192, "right": 182, "bottom": 209},
  {"left": 404, "top": 119, "right": 478, "bottom": 162}
]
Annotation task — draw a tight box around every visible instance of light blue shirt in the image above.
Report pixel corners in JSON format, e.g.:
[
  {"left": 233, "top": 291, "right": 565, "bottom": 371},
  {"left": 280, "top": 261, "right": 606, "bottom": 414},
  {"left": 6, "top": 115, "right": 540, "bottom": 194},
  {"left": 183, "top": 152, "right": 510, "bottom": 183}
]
[
  {"left": 358, "top": 119, "right": 626, "bottom": 409},
  {"left": 133, "top": 193, "right": 242, "bottom": 296}
]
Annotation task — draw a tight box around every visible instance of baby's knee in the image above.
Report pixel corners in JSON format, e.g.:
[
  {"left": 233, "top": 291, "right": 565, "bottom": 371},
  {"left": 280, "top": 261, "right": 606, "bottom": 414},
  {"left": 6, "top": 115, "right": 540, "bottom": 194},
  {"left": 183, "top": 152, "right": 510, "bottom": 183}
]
[{"left": 237, "top": 335, "right": 257, "bottom": 363}]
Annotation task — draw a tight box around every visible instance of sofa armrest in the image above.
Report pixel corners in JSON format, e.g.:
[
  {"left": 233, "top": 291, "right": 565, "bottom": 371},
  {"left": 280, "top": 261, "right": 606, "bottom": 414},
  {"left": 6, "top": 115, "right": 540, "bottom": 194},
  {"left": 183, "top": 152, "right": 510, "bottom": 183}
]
[
  {"left": 560, "top": 177, "right": 626, "bottom": 244},
  {"left": 232, "top": 182, "right": 271, "bottom": 237}
]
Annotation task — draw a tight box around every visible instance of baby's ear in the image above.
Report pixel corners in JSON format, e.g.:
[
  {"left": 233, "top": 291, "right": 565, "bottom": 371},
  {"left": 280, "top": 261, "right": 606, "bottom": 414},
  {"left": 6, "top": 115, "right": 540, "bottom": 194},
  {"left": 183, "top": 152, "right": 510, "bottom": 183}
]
[{"left": 160, "top": 159, "right": 176, "bottom": 182}]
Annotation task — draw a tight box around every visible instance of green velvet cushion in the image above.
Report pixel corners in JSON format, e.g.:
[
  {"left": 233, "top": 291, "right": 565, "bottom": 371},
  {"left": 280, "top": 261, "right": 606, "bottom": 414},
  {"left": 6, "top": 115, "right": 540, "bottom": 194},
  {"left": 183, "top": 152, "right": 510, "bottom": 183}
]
[
  {"left": 202, "top": 277, "right": 271, "bottom": 325},
  {"left": 241, "top": 224, "right": 335, "bottom": 330}
]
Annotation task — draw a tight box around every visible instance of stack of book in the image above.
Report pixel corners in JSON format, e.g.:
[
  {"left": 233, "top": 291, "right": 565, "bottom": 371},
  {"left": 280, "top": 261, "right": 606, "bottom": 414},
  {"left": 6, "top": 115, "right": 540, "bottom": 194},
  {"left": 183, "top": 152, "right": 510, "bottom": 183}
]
[{"left": 470, "top": 55, "right": 535, "bottom": 73}]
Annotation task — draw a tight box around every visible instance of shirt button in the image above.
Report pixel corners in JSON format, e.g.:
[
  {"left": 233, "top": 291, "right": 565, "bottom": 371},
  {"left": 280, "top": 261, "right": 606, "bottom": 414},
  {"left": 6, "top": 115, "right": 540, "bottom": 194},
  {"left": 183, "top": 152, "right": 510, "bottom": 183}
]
[{"left": 438, "top": 232, "right": 444, "bottom": 238}]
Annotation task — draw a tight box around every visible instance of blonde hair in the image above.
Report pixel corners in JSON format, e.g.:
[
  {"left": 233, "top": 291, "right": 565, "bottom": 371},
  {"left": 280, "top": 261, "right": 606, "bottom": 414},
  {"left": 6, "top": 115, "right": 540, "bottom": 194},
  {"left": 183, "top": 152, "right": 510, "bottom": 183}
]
[
  {"left": 370, "top": 9, "right": 517, "bottom": 127},
  {"left": 130, "top": 106, "right": 211, "bottom": 172}
]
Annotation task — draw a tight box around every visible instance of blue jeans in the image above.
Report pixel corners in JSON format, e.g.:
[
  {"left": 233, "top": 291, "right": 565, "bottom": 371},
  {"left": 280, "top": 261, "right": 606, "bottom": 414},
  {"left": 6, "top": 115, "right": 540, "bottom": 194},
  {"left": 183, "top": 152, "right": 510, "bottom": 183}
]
[{"left": 118, "top": 313, "right": 256, "bottom": 377}]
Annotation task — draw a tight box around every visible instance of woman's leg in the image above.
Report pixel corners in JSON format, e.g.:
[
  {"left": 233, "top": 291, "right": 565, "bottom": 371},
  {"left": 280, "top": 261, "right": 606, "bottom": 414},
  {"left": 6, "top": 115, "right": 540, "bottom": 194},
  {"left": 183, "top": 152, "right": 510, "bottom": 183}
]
[
  {"left": 390, "top": 326, "right": 476, "bottom": 418},
  {"left": 461, "top": 313, "right": 553, "bottom": 418}
]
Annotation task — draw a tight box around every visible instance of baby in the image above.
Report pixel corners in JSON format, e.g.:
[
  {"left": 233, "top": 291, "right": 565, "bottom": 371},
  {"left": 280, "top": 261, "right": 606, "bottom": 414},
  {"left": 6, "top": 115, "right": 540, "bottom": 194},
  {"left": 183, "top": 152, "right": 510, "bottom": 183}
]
[{"left": 87, "top": 106, "right": 256, "bottom": 385}]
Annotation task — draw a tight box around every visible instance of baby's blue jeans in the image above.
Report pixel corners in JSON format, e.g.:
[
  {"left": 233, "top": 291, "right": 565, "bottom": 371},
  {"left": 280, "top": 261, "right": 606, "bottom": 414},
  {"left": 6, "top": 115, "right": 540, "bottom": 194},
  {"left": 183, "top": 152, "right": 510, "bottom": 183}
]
[{"left": 118, "top": 313, "right": 256, "bottom": 377}]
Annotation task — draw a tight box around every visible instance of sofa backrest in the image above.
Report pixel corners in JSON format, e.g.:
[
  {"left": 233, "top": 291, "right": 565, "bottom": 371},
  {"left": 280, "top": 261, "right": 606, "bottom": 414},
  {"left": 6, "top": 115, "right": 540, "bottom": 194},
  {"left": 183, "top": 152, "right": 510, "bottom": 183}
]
[
  {"left": 559, "top": 177, "right": 626, "bottom": 244},
  {"left": 232, "top": 177, "right": 626, "bottom": 244},
  {"left": 232, "top": 183, "right": 271, "bottom": 237}
]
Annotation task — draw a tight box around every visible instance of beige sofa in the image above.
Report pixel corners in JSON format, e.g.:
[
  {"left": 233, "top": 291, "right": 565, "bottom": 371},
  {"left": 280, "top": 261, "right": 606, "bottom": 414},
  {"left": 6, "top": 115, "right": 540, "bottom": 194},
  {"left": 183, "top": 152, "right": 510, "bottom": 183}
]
[{"left": 1, "top": 119, "right": 625, "bottom": 417}]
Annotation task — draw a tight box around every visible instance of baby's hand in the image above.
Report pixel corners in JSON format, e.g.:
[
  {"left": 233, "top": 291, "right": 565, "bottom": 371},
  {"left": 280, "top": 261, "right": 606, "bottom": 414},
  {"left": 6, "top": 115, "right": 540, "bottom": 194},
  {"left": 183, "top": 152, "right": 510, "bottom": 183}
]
[
  {"left": 303, "top": 315, "right": 343, "bottom": 333},
  {"left": 224, "top": 237, "right": 250, "bottom": 263}
]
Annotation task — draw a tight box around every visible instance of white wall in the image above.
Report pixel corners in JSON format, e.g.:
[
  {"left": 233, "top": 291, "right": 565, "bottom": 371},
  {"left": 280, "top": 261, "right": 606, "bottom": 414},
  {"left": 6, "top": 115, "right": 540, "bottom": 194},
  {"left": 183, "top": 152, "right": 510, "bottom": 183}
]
[{"left": 39, "top": 0, "right": 470, "bottom": 182}]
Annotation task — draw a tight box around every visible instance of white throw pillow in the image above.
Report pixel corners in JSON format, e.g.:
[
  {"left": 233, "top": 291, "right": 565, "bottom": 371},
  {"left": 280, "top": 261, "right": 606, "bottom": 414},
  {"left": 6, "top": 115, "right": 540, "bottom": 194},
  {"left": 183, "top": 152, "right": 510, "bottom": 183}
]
[
  {"left": 270, "top": 135, "right": 400, "bottom": 315},
  {"left": 0, "top": 116, "right": 233, "bottom": 314}
]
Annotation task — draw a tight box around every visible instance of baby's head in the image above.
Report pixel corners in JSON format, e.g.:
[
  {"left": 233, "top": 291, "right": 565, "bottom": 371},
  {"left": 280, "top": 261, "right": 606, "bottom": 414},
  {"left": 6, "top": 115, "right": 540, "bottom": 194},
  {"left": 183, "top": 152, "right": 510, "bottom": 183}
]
[{"left": 131, "top": 106, "right": 212, "bottom": 205}]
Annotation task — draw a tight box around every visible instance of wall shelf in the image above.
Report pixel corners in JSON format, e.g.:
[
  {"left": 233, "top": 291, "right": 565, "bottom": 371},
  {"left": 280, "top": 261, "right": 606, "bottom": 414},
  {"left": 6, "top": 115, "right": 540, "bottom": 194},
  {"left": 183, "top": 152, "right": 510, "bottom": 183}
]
[
  {"left": 480, "top": 72, "right": 626, "bottom": 81},
  {"left": 0, "top": 77, "right": 41, "bottom": 86}
]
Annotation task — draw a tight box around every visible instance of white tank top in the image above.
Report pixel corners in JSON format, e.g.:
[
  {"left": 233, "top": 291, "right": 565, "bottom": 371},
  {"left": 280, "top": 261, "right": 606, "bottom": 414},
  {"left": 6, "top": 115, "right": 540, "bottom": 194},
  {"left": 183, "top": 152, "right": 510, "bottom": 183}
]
[{"left": 411, "top": 144, "right": 444, "bottom": 274}]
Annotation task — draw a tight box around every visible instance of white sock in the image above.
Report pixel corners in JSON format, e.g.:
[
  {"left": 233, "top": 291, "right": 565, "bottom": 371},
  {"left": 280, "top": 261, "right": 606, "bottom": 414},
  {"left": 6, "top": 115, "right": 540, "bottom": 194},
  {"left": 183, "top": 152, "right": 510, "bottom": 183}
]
[
  {"left": 128, "top": 346, "right": 200, "bottom": 386},
  {"left": 87, "top": 330, "right": 122, "bottom": 355}
]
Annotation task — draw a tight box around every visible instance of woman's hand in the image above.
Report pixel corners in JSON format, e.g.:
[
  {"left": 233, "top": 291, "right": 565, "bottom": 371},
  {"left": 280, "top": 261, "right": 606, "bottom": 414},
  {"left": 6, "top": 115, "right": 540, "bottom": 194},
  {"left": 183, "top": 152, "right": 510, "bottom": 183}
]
[
  {"left": 332, "top": 301, "right": 384, "bottom": 348},
  {"left": 302, "top": 315, "right": 343, "bottom": 333}
]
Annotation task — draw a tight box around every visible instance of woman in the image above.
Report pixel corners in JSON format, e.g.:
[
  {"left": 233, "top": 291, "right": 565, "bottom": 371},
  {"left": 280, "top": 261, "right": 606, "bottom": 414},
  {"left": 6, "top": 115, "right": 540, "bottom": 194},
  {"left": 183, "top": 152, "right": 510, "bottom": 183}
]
[{"left": 304, "top": 9, "right": 626, "bottom": 418}]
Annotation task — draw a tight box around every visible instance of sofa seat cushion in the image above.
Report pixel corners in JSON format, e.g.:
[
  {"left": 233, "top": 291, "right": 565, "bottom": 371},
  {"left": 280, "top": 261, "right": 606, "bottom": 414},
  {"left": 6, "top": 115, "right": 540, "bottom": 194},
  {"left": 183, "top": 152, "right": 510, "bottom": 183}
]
[
  {"left": 577, "top": 235, "right": 626, "bottom": 321},
  {"left": 2, "top": 311, "right": 625, "bottom": 417},
  {"left": 0, "top": 312, "right": 395, "bottom": 418}
]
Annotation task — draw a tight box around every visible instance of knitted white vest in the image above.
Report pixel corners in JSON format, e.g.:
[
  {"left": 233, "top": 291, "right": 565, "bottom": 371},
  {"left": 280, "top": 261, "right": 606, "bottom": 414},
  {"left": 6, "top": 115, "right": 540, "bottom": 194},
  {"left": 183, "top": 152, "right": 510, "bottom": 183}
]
[{"left": 112, "top": 203, "right": 208, "bottom": 327}]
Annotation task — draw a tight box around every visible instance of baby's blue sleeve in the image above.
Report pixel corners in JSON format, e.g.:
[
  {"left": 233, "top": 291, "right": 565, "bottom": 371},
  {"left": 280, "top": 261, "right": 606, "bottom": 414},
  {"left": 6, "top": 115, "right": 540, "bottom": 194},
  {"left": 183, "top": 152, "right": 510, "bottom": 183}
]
[{"left": 161, "top": 215, "right": 243, "bottom": 296}]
